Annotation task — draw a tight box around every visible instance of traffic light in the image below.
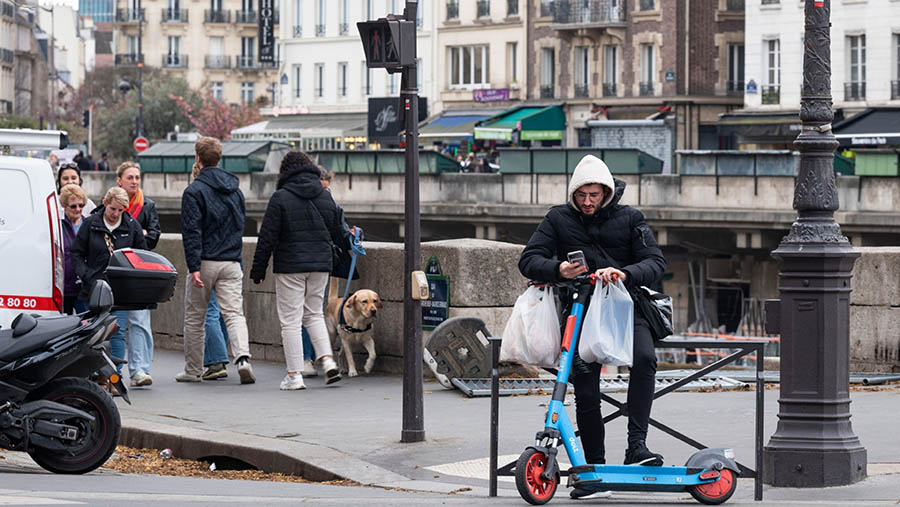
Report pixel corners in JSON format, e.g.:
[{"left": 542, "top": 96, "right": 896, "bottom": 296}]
[
  {"left": 358, "top": 17, "right": 416, "bottom": 70},
  {"left": 82, "top": 109, "right": 90, "bottom": 128}
]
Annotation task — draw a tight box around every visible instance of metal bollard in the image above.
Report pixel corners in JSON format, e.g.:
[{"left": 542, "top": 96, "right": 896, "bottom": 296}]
[{"left": 489, "top": 336, "right": 501, "bottom": 497}]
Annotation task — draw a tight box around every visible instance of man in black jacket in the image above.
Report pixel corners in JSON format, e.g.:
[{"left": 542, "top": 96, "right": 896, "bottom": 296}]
[
  {"left": 175, "top": 137, "right": 255, "bottom": 384},
  {"left": 519, "top": 154, "right": 667, "bottom": 500}
]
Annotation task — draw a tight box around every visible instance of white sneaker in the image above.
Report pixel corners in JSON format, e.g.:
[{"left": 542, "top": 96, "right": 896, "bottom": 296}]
[
  {"left": 130, "top": 370, "right": 152, "bottom": 387},
  {"left": 237, "top": 357, "right": 256, "bottom": 384},
  {"left": 279, "top": 374, "right": 306, "bottom": 390},
  {"left": 301, "top": 359, "right": 318, "bottom": 377},
  {"left": 320, "top": 356, "right": 342, "bottom": 385}
]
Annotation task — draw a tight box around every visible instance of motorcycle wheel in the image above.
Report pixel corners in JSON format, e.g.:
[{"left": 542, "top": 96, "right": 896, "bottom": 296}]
[{"left": 27, "top": 377, "right": 121, "bottom": 474}]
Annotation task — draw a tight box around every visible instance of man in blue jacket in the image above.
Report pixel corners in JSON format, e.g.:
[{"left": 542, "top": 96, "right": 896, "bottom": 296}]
[{"left": 175, "top": 137, "right": 255, "bottom": 384}]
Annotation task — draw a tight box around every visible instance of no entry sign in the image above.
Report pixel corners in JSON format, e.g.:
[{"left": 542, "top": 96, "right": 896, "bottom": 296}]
[{"left": 133, "top": 136, "right": 149, "bottom": 152}]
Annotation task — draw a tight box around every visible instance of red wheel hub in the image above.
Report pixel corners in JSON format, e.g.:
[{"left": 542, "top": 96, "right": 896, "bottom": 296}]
[
  {"left": 524, "top": 453, "right": 556, "bottom": 500},
  {"left": 695, "top": 468, "right": 735, "bottom": 498}
]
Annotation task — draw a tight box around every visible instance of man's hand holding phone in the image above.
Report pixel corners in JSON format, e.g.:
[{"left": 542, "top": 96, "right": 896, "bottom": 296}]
[{"left": 560, "top": 250, "right": 589, "bottom": 279}]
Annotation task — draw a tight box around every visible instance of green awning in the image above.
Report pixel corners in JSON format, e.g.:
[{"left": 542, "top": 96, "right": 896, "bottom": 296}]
[
  {"left": 474, "top": 106, "right": 566, "bottom": 141},
  {"left": 138, "top": 141, "right": 278, "bottom": 173}
]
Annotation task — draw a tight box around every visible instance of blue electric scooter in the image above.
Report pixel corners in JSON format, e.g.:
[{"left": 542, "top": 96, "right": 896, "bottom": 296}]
[{"left": 515, "top": 274, "right": 739, "bottom": 505}]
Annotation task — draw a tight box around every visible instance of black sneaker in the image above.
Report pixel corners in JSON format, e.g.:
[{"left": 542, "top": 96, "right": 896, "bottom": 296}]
[
  {"left": 624, "top": 443, "right": 664, "bottom": 466},
  {"left": 201, "top": 362, "right": 228, "bottom": 381},
  {"left": 570, "top": 487, "right": 612, "bottom": 500}
]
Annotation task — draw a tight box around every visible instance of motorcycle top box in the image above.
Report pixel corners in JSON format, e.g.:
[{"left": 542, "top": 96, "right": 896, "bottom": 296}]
[{"left": 104, "top": 248, "right": 177, "bottom": 307}]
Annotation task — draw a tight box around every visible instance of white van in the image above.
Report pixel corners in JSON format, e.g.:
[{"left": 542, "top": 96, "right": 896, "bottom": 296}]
[{"left": 0, "top": 129, "right": 68, "bottom": 328}]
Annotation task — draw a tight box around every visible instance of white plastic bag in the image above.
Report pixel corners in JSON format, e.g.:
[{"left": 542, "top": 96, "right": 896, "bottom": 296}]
[
  {"left": 579, "top": 279, "right": 634, "bottom": 366},
  {"left": 500, "top": 286, "right": 560, "bottom": 367}
]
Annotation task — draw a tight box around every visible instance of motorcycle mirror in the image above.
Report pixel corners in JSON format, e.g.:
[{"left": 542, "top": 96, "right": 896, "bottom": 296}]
[{"left": 88, "top": 280, "right": 115, "bottom": 314}]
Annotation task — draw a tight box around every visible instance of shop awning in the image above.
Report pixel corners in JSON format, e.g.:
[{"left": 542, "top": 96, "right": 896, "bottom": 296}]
[
  {"left": 833, "top": 108, "right": 900, "bottom": 147},
  {"left": 716, "top": 111, "right": 801, "bottom": 141},
  {"left": 230, "top": 113, "right": 368, "bottom": 140},
  {"left": 416, "top": 110, "right": 503, "bottom": 139},
  {"left": 474, "top": 105, "right": 566, "bottom": 141}
]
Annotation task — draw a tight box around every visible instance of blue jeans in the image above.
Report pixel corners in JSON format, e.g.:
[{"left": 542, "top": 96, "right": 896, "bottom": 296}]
[
  {"left": 203, "top": 291, "right": 230, "bottom": 367},
  {"left": 126, "top": 309, "right": 154, "bottom": 376},
  {"left": 302, "top": 327, "right": 314, "bottom": 361},
  {"left": 109, "top": 310, "right": 129, "bottom": 374}
]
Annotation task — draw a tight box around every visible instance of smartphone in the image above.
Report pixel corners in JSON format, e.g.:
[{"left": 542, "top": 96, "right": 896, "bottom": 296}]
[{"left": 567, "top": 250, "right": 587, "bottom": 268}]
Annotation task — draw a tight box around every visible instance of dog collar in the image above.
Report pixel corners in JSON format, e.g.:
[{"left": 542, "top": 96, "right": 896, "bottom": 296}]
[{"left": 341, "top": 323, "right": 372, "bottom": 334}]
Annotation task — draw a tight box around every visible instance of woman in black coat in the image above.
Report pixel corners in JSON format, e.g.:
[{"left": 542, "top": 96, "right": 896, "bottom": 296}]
[{"left": 519, "top": 155, "right": 666, "bottom": 500}]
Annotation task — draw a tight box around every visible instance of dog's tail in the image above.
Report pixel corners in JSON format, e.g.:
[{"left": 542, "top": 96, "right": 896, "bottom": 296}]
[{"left": 328, "top": 276, "right": 341, "bottom": 299}]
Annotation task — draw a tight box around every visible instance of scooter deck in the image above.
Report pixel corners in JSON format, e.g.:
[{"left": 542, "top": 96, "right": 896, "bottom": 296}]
[{"left": 569, "top": 464, "right": 712, "bottom": 493}]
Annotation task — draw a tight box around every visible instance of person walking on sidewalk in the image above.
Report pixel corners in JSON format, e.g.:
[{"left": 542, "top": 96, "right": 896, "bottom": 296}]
[
  {"left": 117, "top": 161, "right": 161, "bottom": 388},
  {"left": 176, "top": 137, "right": 255, "bottom": 384},
  {"left": 250, "top": 151, "right": 346, "bottom": 390},
  {"left": 518, "top": 154, "right": 667, "bottom": 500}
]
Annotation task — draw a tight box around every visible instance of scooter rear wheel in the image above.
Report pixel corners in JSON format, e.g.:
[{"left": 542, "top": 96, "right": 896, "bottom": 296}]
[
  {"left": 515, "top": 448, "right": 558, "bottom": 505},
  {"left": 689, "top": 468, "right": 737, "bottom": 505}
]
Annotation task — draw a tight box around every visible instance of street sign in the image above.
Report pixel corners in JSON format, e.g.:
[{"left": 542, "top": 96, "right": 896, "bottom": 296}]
[
  {"left": 422, "top": 256, "right": 450, "bottom": 331},
  {"left": 133, "top": 136, "right": 149, "bottom": 152}
]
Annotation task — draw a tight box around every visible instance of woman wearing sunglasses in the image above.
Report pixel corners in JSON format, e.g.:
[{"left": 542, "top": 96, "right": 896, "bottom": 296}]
[
  {"left": 59, "top": 183, "right": 91, "bottom": 315},
  {"left": 56, "top": 162, "right": 97, "bottom": 215}
]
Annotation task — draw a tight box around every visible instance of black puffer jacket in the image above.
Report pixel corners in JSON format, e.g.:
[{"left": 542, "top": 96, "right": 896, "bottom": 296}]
[
  {"left": 71, "top": 208, "right": 147, "bottom": 300},
  {"left": 519, "top": 179, "right": 666, "bottom": 288},
  {"left": 250, "top": 163, "right": 349, "bottom": 281},
  {"left": 180, "top": 167, "right": 246, "bottom": 273},
  {"left": 132, "top": 196, "right": 161, "bottom": 250}
]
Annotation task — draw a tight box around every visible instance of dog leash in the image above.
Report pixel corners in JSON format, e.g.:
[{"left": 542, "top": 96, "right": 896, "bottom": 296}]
[{"left": 338, "top": 228, "right": 370, "bottom": 333}]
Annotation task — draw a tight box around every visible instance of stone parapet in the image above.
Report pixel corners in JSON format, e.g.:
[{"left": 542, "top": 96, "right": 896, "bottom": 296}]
[{"left": 849, "top": 247, "right": 900, "bottom": 373}]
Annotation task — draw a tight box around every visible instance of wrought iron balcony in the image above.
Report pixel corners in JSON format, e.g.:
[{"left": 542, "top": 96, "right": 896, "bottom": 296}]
[
  {"left": 540, "top": 1, "right": 554, "bottom": 17},
  {"left": 639, "top": 81, "right": 654, "bottom": 96},
  {"left": 204, "top": 55, "right": 231, "bottom": 69},
  {"left": 115, "top": 8, "right": 144, "bottom": 22},
  {"left": 602, "top": 82, "right": 616, "bottom": 97},
  {"left": 236, "top": 55, "right": 278, "bottom": 69},
  {"left": 162, "top": 54, "right": 188, "bottom": 68},
  {"left": 236, "top": 10, "right": 257, "bottom": 23},
  {"left": 293, "top": 25, "right": 302, "bottom": 37},
  {"left": 315, "top": 23, "right": 325, "bottom": 36},
  {"left": 726, "top": 0, "right": 744, "bottom": 11},
  {"left": 507, "top": 0, "right": 518, "bottom": 16},
  {"left": 761, "top": 84, "right": 780, "bottom": 104},
  {"left": 204, "top": 9, "right": 230, "bottom": 23},
  {"left": 339, "top": 22, "right": 349, "bottom": 35},
  {"left": 446, "top": 0, "right": 459, "bottom": 20},
  {"left": 162, "top": 8, "right": 187, "bottom": 22},
  {"left": 552, "top": 0, "right": 624, "bottom": 27},
  {"left": 114, "top": 53, "right": 144, "bottom": 66},
  {"left": 892, "top": 80, "right": 900, "bottom": 101},
  {"left": 574, "top": 84, "right": 589, "bottom": 98},
  {"left": 477, "top": 0, "right": 490, "bottom": 17},
  {"left": 844, "top": 82, "right": 865, "bottom": 102},
  {"left": 727, "top": 80, "right": 744, "bottom": 95},
  {"left": 337, "top": 85, "right": 347, "bottom": 97},
  {"left": 540, "top": 85, "right": 554, "bottom": 99},
  {"left": 362, "top": 83, "right": 372, "bottom": 95},
  {"left": 314, "top": 87, "right": 324, "bottom": 98}
]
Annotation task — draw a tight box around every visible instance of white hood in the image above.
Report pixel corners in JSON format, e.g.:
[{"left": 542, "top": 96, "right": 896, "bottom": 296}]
[{"left": 567, "top": 155, "right": 615, "bottom": 210}]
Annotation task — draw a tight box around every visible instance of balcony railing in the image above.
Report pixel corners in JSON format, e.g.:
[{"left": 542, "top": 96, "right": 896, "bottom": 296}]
[
  {"left": 447, "top": 0, "right": 459, "bottom": 20},
  {"left": 540, "top": 1, "right": 554, "bottom": 17},
  {"left": 339, "top": 22, "right": 348, "bottom": 34},
  {"left": 507, "top": 0, "right": 518, "bottom": 16},
  {"left": 162, "top": 8, "right": 187, "bottom": 22},
  {"left": 553, "top": 0, "right": 624, "bottom": 25},
  {"left": 315, "top": 23, "right": 325, "bottom": 36},
  {"left": 115, "top": 8, "right": 144, "bottom": 22},
  {"left": 574, "top": 84, "right": 589, "bottom": 98},
  {"left": 602, "top": 82, "right": 616, "bottom": 97},
  {"left": 114, "top": 53, "right": 144, "bottom": 66},
  {"left": 639, "top": 0, "right": 655, "bottom": 10},
  {"left": 236, "top": 10, "right": 257, "bottom": 23},
  {"left": 315, "top": 87, "right": 324, "bottom": 98},
  {"left": 892, "top": 80, "right": 900, "bottom": 101},
  {"left": 362, "top": 83, "right": 372, "bottom": 95},
  {"left": 337, "top": 86, "right": 347, "bottom": 97},
  {"left": 162, "top": 54, "right": 188, "bottom": 67},
  {"left": 639, "top": 81, "right": 654, "bottom": 96},
  {"left": 236, "top": 55, "right": 278, "bottom": 69},
  {"left": 844, "top": 82, "right": 866, "bottom": 101},
  {"left": 540, "top": 85, "right": 554, "bottom": 99},
  {"left": 293, "top": 88, "right": 301, "bottom": 98},
  {"left": 761, "top": 84, "right": 780, "bottom": 104},
  {"left": 726, "top": 0, "right": 744, "bottom": 11},
  {"left": 727, "top": 80, "right": 744, "bottom": 95},
  {"left": 0, "top": 48, "right": 13, "bottom": 64},
  {"left": 204, "top": 9, "right": 230, "bottom": 23},
  {"left": 477, "top": 0, "right": 490, "bottom": 17},
  {"left": 293, "top": 25, "right": 302, "bottom": 37},
  {"left": 204, "top": 54, "right": 231, "bottom": 69}
]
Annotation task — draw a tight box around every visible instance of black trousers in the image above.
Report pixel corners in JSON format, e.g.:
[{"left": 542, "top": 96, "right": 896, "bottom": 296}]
[{"left": 571, "top": 318, "right": 657, "bottom": 464}]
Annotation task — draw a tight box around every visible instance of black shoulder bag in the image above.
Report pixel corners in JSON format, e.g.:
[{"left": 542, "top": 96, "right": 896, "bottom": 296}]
[{"left": 307, "top": 200, "right": 359, "bottom": 280}]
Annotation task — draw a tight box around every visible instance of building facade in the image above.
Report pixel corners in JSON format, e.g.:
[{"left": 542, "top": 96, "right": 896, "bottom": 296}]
[
  {"left": 1, "top": 1, "right": 49, "bottom": 118},
  {"left": 112, "top": 0, "right": 280, "bottom": 104}
]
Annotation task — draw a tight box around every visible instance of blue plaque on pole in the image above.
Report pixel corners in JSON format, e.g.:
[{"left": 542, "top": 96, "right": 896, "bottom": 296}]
[
  {"left": 746, "top": 79, "right": 758, "bottom": 94},
  {"left": 423, "top": 256, "right": 450, "bottom": 331}
]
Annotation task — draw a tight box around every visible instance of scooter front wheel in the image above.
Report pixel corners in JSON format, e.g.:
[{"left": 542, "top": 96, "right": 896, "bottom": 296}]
[
  {"left": 689, "top": 468, "right": 737, "bottom": 505},
  {"left": 515, "top": 448, "right": 558, "bottom": 505}
]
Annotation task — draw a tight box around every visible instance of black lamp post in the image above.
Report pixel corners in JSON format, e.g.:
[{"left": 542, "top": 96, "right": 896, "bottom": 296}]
[{"left": 763, "top": 0, "right": 866, "bottom": 488}]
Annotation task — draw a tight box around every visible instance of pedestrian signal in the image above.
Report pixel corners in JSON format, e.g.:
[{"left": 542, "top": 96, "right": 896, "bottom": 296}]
[{"left": 358, "top": 18, "right": 415, "bottom": 70}]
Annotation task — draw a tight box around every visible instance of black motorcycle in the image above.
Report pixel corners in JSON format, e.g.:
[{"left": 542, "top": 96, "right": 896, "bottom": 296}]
[{"left": 0, "top": 280, "right": 129, "bottom": 474}]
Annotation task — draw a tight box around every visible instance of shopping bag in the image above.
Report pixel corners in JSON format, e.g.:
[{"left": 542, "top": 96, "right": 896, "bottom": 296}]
[
  {"left": 579, "top": 279, "right": 634, "bottom": 366},
  {"left": 500, "top": 286, "right": 560, "bottom": 367}
]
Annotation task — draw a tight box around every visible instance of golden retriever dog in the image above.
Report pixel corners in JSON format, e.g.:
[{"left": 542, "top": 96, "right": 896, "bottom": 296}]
[{"left": 325, "top": 281, "right": 383, "bottom": 377}]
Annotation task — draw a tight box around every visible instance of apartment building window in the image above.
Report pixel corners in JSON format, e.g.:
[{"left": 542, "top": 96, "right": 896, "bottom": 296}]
[
  {"left": 388, "top": 73, "right": 398, "bottom": 94},
  {"left": 293, "top": 0, "right": 302, "bottom": 36},
  {"left": 366, "top": 0, "right": 373, "bottom": 19},
  {"left": 540, "top": 0, "right": 553, "bottom": 16},
  {"left": 447, "top": 0, "right": 459, "bottom": 20},
  {"left": 846, "top": 34, "right": 866, "bottom": 101},
  {"left": 210, "top": 81, "right": 224, "bottom": 100},
  {"left": 315, "top": 63, "right": 324, "bottom": 97},
  {"left": 893, "top": 34, "right": 900, "bottom": 100},
  {"left": 362, "top": 62, "right": 372, "bottom": 95},
  {"left": 507, "top": 42, "right": 518, "bottom": 84},
  {"left": 127, "top": 35, "right": 138, "bottom": 56},
  {"left": 639, "top": 0, "right": 655, "bottom": 10},
  {"left": 338, "top": 62, "right": 348, "bottom": 96},
  {"left": 316, "top": 0, "right": 325, "bottom": 36},
  {"left": 241, "top": 82, "right": 255, "bottom": 103},
  {"left": 727, "top": 43, "right": 744, "bottom": 94},
  {"left": 477, "top": 0, "right": 490, "bottom": 18},
  {"left": 167, "top": 0, "right": 182, "bottom": 20},
  {"left": 390, "top": 0, "right": 397, "bottom": 13},
  {"left": 416, "top": 1, "right": 424, "bottom": 28},
  {"left": 763, "top": 39, "right": 780, "bottom": 104},
  {"left": 508, "top": 0, "right": 518, "bottom": 16},
  {"left": 339, "top": 0, "right": 348, "bottom": 34},
  {"left": 240, "top": 37, "right": 255, "bottom": 67},
  {"left": 640, "top": 43, "right": 654, "bottom": 95},
  {"left": 417, "top": 58, "right": 423, "bottom": 88},
  {"left": 603, "top": 45, "right": 617, "bottom": 96},
  {"left": 166, "top": 36, "right": 182, "bottom": 66},
  {"left": 540, "top": 47, "right": 555, "bottom": 98},
  {"left": 449, "top": 45, "right": 489, "bottom": 87},
  {"left": 293, "top": 64, "right": 301, "bottom": 98},
  {"left": 574, "top": 46, "right": 589, "bottom": 98}
]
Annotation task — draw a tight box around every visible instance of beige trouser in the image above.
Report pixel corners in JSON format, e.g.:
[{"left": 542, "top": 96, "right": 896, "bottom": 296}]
[
  {"left": 183, "top": 260, "right": 250, "bottom": 375},
  {"left": 275, "top": 272, "right": 333, "bottom": 373}
]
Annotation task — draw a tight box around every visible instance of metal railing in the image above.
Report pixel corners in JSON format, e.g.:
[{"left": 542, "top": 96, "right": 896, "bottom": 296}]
[
  {"left": 205, "top": 54, "right": 231, "bottom": 69},
  {"left": 337, "top": 85, "right": 347, "bottom": 97},
  {"left": 726, "top": 0, "right": 744, "bottom": 11},
  {"left": 574, "top": 84, "right": 589, "bottom": 98},
  {"left": 114, "top": 53, "right": 144, "bottom": 65},
  {"left": 761, "top": 84, "right": 780, "bottom": 104},
  {"left": 293, "top": 25, "right": 302, "bottom": 37},
  {"left": 339, "top": 22, "right": 349, "bottom": 34},
  {"left": 727, "top": 80, "right": 744, "bottom": 95},
  {"left": 844, "top": 82, "right": 865, "bottom": 102},
  {"left": 0, "top": 48, "right": 13, "bottom": 64},
  {"left": 236, "top": 55, "right": 278, "bottom": 69},
  {"left": 639, "top": 0, "right": 655, "bottom": 10},
  {"left": 553, "top": 0, "right": 624, "bottom": 24},
  {"left": 362, "top": 83, "right": 372, "bottom": 95},
  {"left": 540, "top": 85, "right": 554, "bottom": 98},
  {"left": 892, "top": 80, "right": 900, "bottom": 101},
  {"left": 204, "top": 9, "right": 230, "bottom": 23},
  {"left": 639, "top": 81, "right": 654, "bottom": 96},
  {"left": 315, "top": 23, "right": 325, "bottom": 36},
  {"left": 507, "top": 0, "right": 518, "bottom": 16},
  {"left": 477, "top": 0, "right": 490, "bottom": 17},
  {"left": 293, "top": 88, "right": 301, "bottom": 98},
  {"left": 162, "top": 54, "right": 188, "bottom": 67},
  {"left": 235, "top": 9, "right": 257, "bottom": 23},
  {"left": 161, "top": 8, "right": 187, "bottom": 22},
  {"left": 602, "top": 82, "right": 616, "bottom": 97},
  {"left": 115, "top": 8, "right": 144, "bottom": 22},
  {"left": 540, "top": 0, "right": 554, "bottom": 16},
  {"left": 446, "top": 0, "right": 459, "bottom": 19},
  {"left": 314, "top": 87, "right": 324, "bottom": 98}
]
